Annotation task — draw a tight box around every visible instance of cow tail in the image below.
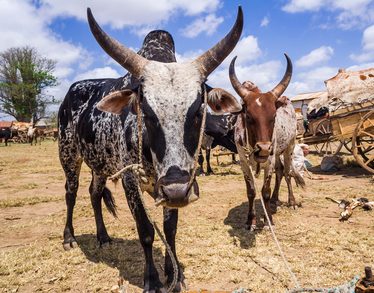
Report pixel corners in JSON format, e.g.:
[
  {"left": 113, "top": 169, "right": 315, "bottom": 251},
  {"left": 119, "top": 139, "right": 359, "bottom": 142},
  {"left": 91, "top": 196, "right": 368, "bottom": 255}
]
[
  {"left": 102, "top": 187, "right": 118, "bottom": 217},
  {"left": 291, "top": 165, "right": 306, "bottom": 189}
]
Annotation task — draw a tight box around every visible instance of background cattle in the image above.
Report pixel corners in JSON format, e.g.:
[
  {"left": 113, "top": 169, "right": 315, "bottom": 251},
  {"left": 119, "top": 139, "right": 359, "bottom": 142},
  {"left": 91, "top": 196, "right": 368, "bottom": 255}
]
[
  {"left": 58, "top": 7, "right": 243, "bottom": 292},
  {"left": 198, "top": 112, "right": 238, "bottom": 175},
  {"left": 230, "top": 54, "right": 305, "bottom": 231},
  {"left": 0, "top": 121, "right": 14, "bottom": 146}
]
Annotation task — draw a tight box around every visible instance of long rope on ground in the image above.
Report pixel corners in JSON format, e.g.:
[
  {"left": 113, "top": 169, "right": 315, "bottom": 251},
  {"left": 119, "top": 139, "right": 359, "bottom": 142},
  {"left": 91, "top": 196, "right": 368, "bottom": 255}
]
[
  {"left": 248, "top": 164, "right": 361, "bottom": 293},
  {"left": 248, "top": 165, "right": 301, "bottom": 289}
]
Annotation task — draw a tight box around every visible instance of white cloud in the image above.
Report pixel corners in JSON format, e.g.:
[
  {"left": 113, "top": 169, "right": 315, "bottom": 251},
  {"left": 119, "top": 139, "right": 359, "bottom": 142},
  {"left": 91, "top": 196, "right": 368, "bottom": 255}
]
[
  {"left": 208, "top": 61, "right": 283, "bottom": 97},
  {"left": 287, "top": 66, "right": 338, "bottom": 96},
  {"left": 260, "top": 16, "right": 270, "bottom": 27},
  {"left": 282, "top": 0, "right": 324, "bottom": 13},
  {"left": 74, "top": 66, "right": 121, "bottom": 81},
  {"left": 296, "top": 46, "right": 334, "bottom": 67},
  {"left": 350, "top": 25, "right": 374, "bottom": 62},
  {"left": 0, "top": 0, "right": 93, "bottom": 107},
  {"left": 0, "top": 0, "right": 90, "bottom": 72},
  {"left": 221, "top": 35, "right": 262, "bottom": 68},
  {"left": 282, "top": 0, "right": 374, "bottom": 29},
  {"left": 175, "top": 35, "right": 262, "bottom": 70},
  {"left": 39, "top": 0, "right": 221, "bottom": 29},
  {"left": 175, "top": 49, "right": 203, "bottom": 63},
  {"left": 362, "top": 25, "right": 374, "bottom": 51},
  {"left": 347, "top": 62, "right": 374, "bottom": 71},
  {"left": 181, "top": 14, "right": 224, "bottom": 38}
]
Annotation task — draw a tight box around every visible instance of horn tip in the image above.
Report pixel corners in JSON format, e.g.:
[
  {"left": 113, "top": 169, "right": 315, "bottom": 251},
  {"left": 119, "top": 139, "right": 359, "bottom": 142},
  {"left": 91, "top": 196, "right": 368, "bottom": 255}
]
[
  {"left": 238, "top": 6, "right": 243, "bottom": 16},
  {"left": 283, "top": 53, "right": 293, "bottom": 71},
  {"left": 230, "top": 56, "right": 237, "bottom": 69},
  {"left": 230, "top": 56, "right": 237, "bottom": 70}
]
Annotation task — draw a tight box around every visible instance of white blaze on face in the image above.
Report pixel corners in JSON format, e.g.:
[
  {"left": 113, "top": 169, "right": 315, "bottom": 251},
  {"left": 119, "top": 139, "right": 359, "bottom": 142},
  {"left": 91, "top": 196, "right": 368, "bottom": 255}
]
[
  {"left": 142, "top": 61, "right": 203, "bottom": 177},
  {"left": 255, "top": 97, "right": 262, "bottom": 106}
]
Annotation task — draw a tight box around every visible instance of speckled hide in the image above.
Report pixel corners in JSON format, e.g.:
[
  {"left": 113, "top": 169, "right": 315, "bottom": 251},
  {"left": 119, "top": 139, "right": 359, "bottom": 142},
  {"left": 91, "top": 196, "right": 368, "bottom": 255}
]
[{"left": 58, "top": 30, "right": 203, "bottom": 292}]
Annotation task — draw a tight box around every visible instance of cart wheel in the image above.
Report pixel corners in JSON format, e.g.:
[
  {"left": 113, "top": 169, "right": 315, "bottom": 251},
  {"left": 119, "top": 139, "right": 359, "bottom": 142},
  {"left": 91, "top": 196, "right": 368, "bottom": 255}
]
[
  {"left": 352, "top": 110, "right": 374, "bottom": 174},
  {"left": 314, "top": 118, "right": 343, "bottom": 155}
]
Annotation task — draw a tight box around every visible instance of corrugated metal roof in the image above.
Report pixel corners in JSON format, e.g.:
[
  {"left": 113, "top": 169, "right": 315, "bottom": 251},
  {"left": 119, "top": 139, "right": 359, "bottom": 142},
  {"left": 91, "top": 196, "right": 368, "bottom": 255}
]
[{"left": 290, "top": 91, "right": 327, "bottom": 102}]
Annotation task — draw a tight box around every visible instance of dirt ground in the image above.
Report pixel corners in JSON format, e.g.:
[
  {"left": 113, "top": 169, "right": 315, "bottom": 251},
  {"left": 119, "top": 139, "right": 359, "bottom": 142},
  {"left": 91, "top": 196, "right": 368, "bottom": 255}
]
[{"left": 0, "top": 141, "right": 373, "bottom": 293}]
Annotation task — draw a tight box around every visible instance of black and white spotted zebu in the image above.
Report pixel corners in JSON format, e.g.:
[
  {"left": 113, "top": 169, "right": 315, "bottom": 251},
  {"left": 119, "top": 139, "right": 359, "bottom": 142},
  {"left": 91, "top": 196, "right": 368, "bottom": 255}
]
[{"left": 58, "top": 8, "right": 242, "bottom": 293}]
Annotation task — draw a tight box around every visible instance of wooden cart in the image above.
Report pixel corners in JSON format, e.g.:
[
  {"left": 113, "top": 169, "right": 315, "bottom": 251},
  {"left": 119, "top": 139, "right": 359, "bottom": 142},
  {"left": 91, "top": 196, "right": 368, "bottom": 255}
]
[
  {"left": 300, "top": 101, "right": 374, "bottom": 174},
  {"left": 330, "top": 101, "right": 374, "bottom": 173}
]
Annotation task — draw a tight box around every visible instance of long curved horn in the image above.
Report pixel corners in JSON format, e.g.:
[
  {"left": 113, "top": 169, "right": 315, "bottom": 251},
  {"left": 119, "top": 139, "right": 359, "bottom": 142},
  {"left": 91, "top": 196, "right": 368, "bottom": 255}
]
[
  {"left": 87, "top": 8, "right": 149, "bottom": 78},
  {"left": 229, "top": 56, "right": 249, "bottom": 97},
  {"left": 193, "top": 6, "right": 243, "bottom": 78},
  {"left": 270, "top": 53, "right": 292, "bottom": 98}
]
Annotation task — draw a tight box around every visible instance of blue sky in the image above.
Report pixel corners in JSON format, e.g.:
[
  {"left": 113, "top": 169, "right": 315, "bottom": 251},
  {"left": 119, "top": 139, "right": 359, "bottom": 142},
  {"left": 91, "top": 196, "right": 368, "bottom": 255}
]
[{"left": 1, "top": 0, "right": 374, "bottom": 119}]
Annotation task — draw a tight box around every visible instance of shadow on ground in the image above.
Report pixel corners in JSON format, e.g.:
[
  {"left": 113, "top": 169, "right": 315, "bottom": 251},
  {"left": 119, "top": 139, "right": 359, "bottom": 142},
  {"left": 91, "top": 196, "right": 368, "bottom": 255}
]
[
  {"left": 76, "top": 234, "right": 170, "bottom": 289},
  {"left": 308, "top": 165, "right": 372, "bottom": 177},
  {"left": 224, "top": 199, "right": 270, "bottom": 249}
]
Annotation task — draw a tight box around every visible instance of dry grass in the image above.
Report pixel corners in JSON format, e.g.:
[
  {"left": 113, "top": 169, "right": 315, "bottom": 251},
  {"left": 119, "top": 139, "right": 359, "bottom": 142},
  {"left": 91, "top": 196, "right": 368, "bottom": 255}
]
[{"left": 0, "top": 142, "right": 373, "bottom": 293}]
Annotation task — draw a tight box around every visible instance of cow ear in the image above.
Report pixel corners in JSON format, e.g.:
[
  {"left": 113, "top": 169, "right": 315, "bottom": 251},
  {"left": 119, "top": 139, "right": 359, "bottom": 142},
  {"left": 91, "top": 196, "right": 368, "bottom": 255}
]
[
  {"left": 97, "top": 89, "right": 136, "bottom": 114},
  {"left": 207, "top": 88, "right": 242, "bottom": 114},
  {"left": 275, "top": 95, "right": 288, "bottom": 109}
]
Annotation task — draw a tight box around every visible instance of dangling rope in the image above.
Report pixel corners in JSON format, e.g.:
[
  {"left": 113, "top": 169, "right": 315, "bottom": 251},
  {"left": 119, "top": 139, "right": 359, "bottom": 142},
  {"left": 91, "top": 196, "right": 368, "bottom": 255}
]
[{"left": 188, "top": 85, "right": 209, "bottom": 188}]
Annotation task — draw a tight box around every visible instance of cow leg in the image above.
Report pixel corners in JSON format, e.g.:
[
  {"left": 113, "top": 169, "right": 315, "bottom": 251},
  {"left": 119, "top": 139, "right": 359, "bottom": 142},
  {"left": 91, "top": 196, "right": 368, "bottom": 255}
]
[
  {"left": 164, "top": 208, "right": 184, "bottom": 292},
  {"left": 283, "top": 144, "right": 298, "bottom": 208},
  {"left": 122, "top": 174, "right": 165, "bottom": 293},
  {"left": 206, "top": 148, "right": 214, "bottom": 175},
  {"left": 197, "top": 149, "right": 205, "bottom": 176},
  {"left": 89, "top": 173, "right": 112, "bottom": 246},
  {"left": 270, "top": 157, "right": 283, "bottom": 213},
  {"left": 232, "top": 153, "right": 237, "bottom": 164},
  {"left": 61, "top": 157, "right": 83, "bottom": 250},
  {"left": 244, "top": 174, "right": 257, "bottom": 231},
  {"left": 262, "top": 168, "right": 274, "bottom": 227}
]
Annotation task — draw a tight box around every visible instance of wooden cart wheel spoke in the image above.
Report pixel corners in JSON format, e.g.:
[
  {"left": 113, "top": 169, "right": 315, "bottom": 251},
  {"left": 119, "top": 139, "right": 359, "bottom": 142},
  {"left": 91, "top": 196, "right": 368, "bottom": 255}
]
[
  {"left": 357, "top": 130, "right": 374, "bottom": 138},
  {"left": 364, "top": 156, "right": 374, "bottom": 166},
  {"left": 352, "top": 109, "right": 374, "bottom": 174}
]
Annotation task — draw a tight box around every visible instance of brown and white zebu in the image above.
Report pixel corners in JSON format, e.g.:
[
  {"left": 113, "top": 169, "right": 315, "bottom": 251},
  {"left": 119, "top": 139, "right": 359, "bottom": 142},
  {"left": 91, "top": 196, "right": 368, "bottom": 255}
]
[
  {"left": 58, "top": 7, "right": 243, "bottom": 292},
  {"left": 229, "top": 54, "right": 305, "bottom": 230}
]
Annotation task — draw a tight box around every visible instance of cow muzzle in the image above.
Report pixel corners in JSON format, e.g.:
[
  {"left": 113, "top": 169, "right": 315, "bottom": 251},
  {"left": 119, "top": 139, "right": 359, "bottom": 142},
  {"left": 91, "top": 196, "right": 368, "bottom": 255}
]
[
  {"left": 154, "top": 166, "right": 199, "bottom": 208},
  {"left": 253, "top": 142, "right": 273, "bottom": 163}
]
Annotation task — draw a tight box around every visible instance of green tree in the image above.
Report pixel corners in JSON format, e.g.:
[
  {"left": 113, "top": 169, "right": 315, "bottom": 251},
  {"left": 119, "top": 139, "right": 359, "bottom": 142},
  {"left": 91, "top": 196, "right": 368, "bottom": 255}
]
[{"left": 0, "top": 46, "right": 58, "bottom": 122}]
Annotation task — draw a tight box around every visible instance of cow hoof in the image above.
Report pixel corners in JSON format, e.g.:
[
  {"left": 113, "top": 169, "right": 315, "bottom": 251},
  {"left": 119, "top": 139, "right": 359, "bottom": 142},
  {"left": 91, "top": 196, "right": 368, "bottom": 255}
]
[
  {"left": 100, "top": 241, "right": 111, "bottom": 248},
  {"left": 270, "top": 203, "right": 277, "bottom": 213},
  {"left": 247, "top": 224, "right": 256, "bottom": 232},
  {"left": 63, "top": 240, "right": 78, "bottom": 251},
  {"left": 288, "top": 202, "right": 300, "bottom": 210},
  {"left": 263, "top": 224, "right": 274, "bottom": 231},
  {"left": 98, "top": 237, "right": 112, "bottom": 248},
  {"left": 166, "top": 281, "right": 185, "bottom": 292}
]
